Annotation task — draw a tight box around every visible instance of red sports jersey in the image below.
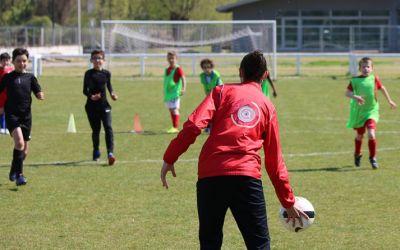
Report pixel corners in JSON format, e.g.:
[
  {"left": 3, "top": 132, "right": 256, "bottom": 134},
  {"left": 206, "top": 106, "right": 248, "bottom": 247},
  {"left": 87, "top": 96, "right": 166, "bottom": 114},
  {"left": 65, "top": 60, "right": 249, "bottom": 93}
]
[
  {"left": 163, "top": 81, "right": 295, "bottom": 208},
  {"left": 0, "top": 66, "right": 13, "bottom": 107},
  {"left": 166, "top": 65, "right": 184, "bottom": 83}
]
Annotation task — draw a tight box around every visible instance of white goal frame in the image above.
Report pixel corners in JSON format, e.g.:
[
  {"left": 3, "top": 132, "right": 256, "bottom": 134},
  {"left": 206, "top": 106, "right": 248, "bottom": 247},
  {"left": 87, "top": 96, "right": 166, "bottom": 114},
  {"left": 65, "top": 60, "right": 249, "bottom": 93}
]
[{"left": 100, "top": 20, "right": 277, "bottom": 79}]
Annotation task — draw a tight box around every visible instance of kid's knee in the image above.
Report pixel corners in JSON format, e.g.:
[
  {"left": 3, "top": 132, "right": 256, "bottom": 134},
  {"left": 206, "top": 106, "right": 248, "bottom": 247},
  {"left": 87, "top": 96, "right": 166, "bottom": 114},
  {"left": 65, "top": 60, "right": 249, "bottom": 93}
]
[
  {"left": 356, "top": 134, "right": 364, "bottom": 140},
  {"left": 14, "top": 140, "right": 25, "bottom": 151}
]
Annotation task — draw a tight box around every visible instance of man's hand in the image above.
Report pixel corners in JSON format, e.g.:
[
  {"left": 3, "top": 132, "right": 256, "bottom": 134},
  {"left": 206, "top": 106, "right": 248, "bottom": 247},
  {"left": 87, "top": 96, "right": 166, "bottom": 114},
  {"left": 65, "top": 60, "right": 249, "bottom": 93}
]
[{"left": 160, "top": 161, "right": 176, "bottom": 189}]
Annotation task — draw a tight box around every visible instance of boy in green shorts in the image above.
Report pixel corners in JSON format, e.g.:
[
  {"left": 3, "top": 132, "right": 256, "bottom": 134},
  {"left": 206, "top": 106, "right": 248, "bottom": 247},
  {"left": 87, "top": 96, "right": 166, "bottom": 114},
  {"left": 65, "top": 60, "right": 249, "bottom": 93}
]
[
  {"left": 163, "top": 51, "right": 187, "bottom": 133},
  {"left": 346, "top": 57, "right": 396, "bottom": 169}
]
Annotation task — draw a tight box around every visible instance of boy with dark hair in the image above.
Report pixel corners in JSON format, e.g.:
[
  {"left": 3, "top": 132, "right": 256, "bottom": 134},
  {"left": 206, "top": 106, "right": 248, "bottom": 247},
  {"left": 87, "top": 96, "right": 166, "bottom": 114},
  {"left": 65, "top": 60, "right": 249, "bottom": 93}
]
[
  {"left": 161, "top": 51, "right": 307, "bottom": 249},
  {"left": 0, "top": 48, "right": 44, "bottom": 185},
  {"left": 163, "top": 51, "right": 186, "bottom": 133},
  {"left": 346, "top": 57, "right": 396, "bottom": 169},
  {"left": 199, "top": 58, "right": 223, "bottom": 95},
  {"left": 199, "top": 58, "right": 223, "bottom": 133},
  {"left": 83, "top": 49, "right": 118, "bottom": 165},
  {"left": 0, "top": 52, "right": 13, "bottom": 134}
]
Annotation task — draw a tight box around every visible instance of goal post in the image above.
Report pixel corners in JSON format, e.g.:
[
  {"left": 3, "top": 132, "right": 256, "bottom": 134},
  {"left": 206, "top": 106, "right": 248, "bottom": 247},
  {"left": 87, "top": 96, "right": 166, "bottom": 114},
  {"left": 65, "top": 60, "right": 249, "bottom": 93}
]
[{"left": 101, "top": 20, "right": 277, "bottom": 79}]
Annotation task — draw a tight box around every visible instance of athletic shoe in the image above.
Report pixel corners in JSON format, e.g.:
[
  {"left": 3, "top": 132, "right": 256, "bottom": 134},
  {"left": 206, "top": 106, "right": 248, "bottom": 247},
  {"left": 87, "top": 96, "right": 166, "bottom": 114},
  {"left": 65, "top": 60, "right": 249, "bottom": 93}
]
[
  {"left": 93, "top": 150, "right": 101, "bottom": 161},
  {"left": 167, "top": 127, "right": 179, "bottom": 134},
  {"left": 9, "top": 171, "right": 16, "bottom": 182},
  {"left": 354, "top": 154, "right": 362, "bottom": 167},
  {"left": 108, "top": 153, "right": 116, "bottom": 166},
  {"left": 16, "top": 175, "right": 27, "bottom": 186},
  {"left": 369, "top": 157, "right": 378, "bottom": 169}
]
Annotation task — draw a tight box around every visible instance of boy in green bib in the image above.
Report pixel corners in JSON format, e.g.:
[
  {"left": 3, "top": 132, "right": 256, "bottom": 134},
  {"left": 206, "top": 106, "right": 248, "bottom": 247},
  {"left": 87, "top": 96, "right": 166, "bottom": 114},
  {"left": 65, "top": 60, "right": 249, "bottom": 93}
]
[
  {"left": 199, "top": 58, "right": 223, "bottom": 133},
  {"left": 346, "top": 57, "right": 396, "bottom": 169},
  {"left": 164, "top": 51, "right": 187, "bottom": 133}
]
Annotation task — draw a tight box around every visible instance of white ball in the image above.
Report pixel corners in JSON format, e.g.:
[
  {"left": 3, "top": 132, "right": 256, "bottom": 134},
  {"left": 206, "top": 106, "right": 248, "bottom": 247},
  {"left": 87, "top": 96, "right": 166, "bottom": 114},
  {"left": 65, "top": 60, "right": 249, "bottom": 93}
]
[{"left": 279, "top": 196, "right": 315, "bottom": 232}]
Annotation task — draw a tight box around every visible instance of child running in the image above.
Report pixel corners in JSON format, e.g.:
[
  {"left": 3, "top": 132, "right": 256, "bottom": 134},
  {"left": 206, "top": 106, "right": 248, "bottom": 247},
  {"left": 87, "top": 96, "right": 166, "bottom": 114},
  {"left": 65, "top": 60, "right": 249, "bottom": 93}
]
[
  {"left": 261, "top": 70, "right": 277, "bottom": 98},
  {"left": 163, "top": 51, "right": 186, "bottom": 133},
  {"left": 0, "top": 52, "right": 13, "bottom": 134},
  {"left": 161, "top": 51, "right": 307, "bottom": 249},
  {"left": 0, "top": 48, "right": 44, "bottom": 186},
  {"left": 199, "top": 58, "right": 223, "bottom": 133},
  {"left": 83, "top": 49, "right": 118, "bottom": 165},
  {"left": 346, "top": 57, "right": 396, "bottom": 169}
]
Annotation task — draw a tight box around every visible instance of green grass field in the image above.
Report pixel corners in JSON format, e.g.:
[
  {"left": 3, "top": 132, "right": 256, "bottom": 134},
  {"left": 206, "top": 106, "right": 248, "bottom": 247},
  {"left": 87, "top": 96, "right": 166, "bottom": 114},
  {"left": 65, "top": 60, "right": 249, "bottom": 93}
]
[{"left": 0, "top": 61, "right": 399, "bottom": 249}]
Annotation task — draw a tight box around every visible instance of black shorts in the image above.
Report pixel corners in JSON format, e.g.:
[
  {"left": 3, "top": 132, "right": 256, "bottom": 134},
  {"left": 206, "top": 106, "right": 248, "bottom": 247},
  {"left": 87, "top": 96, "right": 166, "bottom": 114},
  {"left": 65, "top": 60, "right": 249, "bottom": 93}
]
[{"left": 6, "top": 113, "right": 32, "bottom": 141}]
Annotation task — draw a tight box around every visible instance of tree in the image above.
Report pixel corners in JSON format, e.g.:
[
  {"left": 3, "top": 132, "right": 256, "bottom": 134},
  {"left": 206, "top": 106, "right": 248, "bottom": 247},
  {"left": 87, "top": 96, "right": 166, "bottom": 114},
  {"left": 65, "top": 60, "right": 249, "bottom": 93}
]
[{"left": 160, "top": 0, "right": 197, "bottom": 20}]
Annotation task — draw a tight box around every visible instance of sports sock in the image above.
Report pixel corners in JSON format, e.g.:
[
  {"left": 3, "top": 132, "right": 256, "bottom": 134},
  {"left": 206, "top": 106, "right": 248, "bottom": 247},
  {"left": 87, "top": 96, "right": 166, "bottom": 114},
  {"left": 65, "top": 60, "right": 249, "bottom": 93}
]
[
  {"left": 368, "top": 139, "right": 376, "bottom": 158},
  {"left": 12, "top": 149, "right": 25, "bottom": 176},
  {"left": 173, "top": 114, "right": 180, "bottom": 128},
  {"left": 355, "top": 138, "right": 362, "bottom": 156}
]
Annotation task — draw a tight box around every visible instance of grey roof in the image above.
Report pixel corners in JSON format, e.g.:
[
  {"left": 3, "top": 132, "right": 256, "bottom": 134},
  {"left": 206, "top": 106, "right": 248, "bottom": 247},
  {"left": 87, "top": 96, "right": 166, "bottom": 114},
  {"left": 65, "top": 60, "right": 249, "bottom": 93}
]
[{"left": 216, "top": 0, "right": 262, "bottom": 13}]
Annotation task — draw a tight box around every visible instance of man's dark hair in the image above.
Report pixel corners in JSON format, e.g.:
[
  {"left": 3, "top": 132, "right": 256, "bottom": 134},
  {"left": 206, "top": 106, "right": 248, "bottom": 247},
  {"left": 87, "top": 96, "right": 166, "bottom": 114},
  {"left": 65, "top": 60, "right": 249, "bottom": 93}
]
[
  {"left": 0, "top": 52, "right": 11, "bottom": 61},
  {"left": 240, "top": 50, "right": 267, "bottom": 82},
  {"left": 91, "top": 49, "right": 105, "bottom": 59},
  {"left": 12, "top": 48, "right": 29, "bottom": 61}
]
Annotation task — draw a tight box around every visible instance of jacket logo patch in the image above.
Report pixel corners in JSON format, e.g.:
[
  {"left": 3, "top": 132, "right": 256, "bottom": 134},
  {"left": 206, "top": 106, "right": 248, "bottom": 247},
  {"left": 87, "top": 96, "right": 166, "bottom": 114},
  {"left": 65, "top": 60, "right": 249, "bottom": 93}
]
[{"left": 231, "top": 101, "right": 260, "bottom": 128}]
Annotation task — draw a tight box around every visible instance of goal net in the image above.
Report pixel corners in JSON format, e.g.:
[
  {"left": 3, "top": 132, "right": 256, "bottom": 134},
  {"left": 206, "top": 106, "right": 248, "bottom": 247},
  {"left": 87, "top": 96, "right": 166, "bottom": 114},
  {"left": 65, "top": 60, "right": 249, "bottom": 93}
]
[{"left": 101, "top": 20, "right": 277, "bottom": 78}]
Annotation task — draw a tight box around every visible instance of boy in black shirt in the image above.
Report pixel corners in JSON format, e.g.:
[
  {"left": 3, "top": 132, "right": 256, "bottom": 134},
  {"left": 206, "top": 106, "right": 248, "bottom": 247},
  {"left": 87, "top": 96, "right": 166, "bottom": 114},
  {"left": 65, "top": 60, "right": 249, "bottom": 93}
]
[
  {"left": 83, "top": 49, "right": 118, "bottom": 165},
  {"left": 0, "top": 48, "right": 44, "bottom": 186}
]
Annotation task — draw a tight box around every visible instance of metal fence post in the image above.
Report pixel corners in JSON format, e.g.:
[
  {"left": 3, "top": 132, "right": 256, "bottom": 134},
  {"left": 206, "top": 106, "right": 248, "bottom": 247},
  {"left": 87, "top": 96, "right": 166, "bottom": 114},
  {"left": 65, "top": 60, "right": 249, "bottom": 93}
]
[
  {"left": 296, "top": 54, "right": 301, "bottom": 76},
  {"left": 140, "top": 56, "right": 145, "bottom": 77}
]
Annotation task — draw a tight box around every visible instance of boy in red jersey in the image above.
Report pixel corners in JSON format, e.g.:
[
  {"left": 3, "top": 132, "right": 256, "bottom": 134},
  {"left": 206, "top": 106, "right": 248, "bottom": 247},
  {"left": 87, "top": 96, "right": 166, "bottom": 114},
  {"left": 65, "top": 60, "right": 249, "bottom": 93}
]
[
  {"left": 0, "top": 52, "right": 13, "bottom": 134},
  {"left": 0, "top": 48, "right": 44, "bottom": 186},
  {"left": 161, "top": 51, "right": 307, "bottom": 249},
  {"left": 163, "top": 51, "right": 186, "bottom": 133},
  {"left": 346, "top": 57, "right": 396, "bottom": 169}
]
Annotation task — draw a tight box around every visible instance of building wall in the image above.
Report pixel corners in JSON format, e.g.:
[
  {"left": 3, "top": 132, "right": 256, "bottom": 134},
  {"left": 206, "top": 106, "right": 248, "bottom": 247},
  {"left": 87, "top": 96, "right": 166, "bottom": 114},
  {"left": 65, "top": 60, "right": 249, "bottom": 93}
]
[{"left": 228, "top": 0, "right": 400, "bottom": 51}]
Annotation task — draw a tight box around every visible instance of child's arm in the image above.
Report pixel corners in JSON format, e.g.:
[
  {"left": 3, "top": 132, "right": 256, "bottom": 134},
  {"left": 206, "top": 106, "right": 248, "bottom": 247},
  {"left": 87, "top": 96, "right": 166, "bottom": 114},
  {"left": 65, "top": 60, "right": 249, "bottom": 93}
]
[
  {"left": 379, "top": 86, "right": 397, "bottom": 109},
  {"left": 180, "top": 76, "right": 186, "bottom": 96},
  {"left": 106, "top": 72, "right": 118, "bottom": 101},
  {"left": 31, "top": 75, "right": 44, "bottom": 100},
  {"left": 345, "top": 82, "right": 365, "bottom": 105}
]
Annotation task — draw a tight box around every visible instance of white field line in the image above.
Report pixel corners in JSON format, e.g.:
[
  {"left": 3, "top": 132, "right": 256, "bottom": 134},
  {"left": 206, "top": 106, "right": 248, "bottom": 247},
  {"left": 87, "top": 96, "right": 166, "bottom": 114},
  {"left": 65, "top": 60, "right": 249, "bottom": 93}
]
[
  {"left": 1, "top": 147, "right": 399, "bottom": 166},
  {"left": 280, "top": 115, "right": 400, "bottom": 124}
]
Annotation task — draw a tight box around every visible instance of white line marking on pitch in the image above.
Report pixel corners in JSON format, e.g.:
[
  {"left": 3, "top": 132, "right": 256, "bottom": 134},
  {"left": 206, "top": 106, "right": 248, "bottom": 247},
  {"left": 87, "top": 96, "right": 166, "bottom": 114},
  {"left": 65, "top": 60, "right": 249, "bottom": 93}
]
[{"left": 1, "top": 147, "right": 399, "bottom": 166}]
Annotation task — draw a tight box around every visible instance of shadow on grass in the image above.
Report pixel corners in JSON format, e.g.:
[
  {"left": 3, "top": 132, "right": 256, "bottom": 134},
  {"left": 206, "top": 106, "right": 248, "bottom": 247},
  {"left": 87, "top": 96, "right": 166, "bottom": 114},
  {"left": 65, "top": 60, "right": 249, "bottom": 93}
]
[
  {"left": 289, "top": 165, "right": 368, "bottom": 172},
  {"left": 0, "top": 160, "right": 98, "bottom": 168}
]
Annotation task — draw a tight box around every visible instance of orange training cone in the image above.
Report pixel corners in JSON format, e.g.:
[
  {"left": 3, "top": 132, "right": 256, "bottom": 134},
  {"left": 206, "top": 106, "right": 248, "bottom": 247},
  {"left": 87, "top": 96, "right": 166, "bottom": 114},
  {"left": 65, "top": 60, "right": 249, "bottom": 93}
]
[{"left": 131, "top": 113, "right": 143, "bottom": 133}]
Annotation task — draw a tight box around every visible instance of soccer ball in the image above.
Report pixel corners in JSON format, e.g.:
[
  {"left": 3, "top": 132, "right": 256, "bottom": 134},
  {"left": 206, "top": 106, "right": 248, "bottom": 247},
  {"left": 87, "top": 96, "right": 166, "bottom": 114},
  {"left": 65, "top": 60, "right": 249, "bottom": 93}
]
[{"left": 279, "top": 196, "right": 315, "bottom": 232}]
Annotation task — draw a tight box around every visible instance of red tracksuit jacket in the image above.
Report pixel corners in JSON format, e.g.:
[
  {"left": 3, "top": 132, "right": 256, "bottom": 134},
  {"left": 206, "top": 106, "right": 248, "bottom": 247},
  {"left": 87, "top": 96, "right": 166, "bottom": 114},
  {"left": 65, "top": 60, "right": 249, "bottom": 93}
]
[{"left": 163, "top": 81, "right": 295, "bottom": 208}]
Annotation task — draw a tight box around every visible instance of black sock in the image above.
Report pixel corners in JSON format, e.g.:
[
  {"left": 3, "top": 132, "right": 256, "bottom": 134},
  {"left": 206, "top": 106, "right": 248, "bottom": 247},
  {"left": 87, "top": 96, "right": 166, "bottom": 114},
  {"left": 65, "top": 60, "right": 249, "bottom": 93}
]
[{"left": 13, "top": 149, "right": 25, "bottom": 176}]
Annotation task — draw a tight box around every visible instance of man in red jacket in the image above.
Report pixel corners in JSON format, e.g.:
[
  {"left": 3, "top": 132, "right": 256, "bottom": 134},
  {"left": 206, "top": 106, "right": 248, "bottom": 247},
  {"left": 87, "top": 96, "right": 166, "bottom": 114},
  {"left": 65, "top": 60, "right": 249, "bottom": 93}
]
[{"left": 161, "top": 51, "right": 307, "bottom": 249}]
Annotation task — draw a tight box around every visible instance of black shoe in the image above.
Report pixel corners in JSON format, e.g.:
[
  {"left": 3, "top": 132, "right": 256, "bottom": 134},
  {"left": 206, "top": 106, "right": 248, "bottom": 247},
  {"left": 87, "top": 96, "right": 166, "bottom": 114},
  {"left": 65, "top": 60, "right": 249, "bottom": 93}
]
[
  {"left": 354, "top": 154, "right": 362, "bottom": 167},
  {"left": 369, "top": 157, "right": 378, "bottom": 169}
]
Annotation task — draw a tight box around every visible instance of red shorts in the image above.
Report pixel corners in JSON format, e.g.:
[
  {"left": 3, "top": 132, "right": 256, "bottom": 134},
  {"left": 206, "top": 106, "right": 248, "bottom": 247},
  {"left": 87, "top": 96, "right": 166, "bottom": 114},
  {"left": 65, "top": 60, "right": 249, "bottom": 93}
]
[
  {"left": 356, "top": 119, "right": 376, "bottom": 134},
  {"left": 0, "top": 90, "right": 6, "bottom": 108}
]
